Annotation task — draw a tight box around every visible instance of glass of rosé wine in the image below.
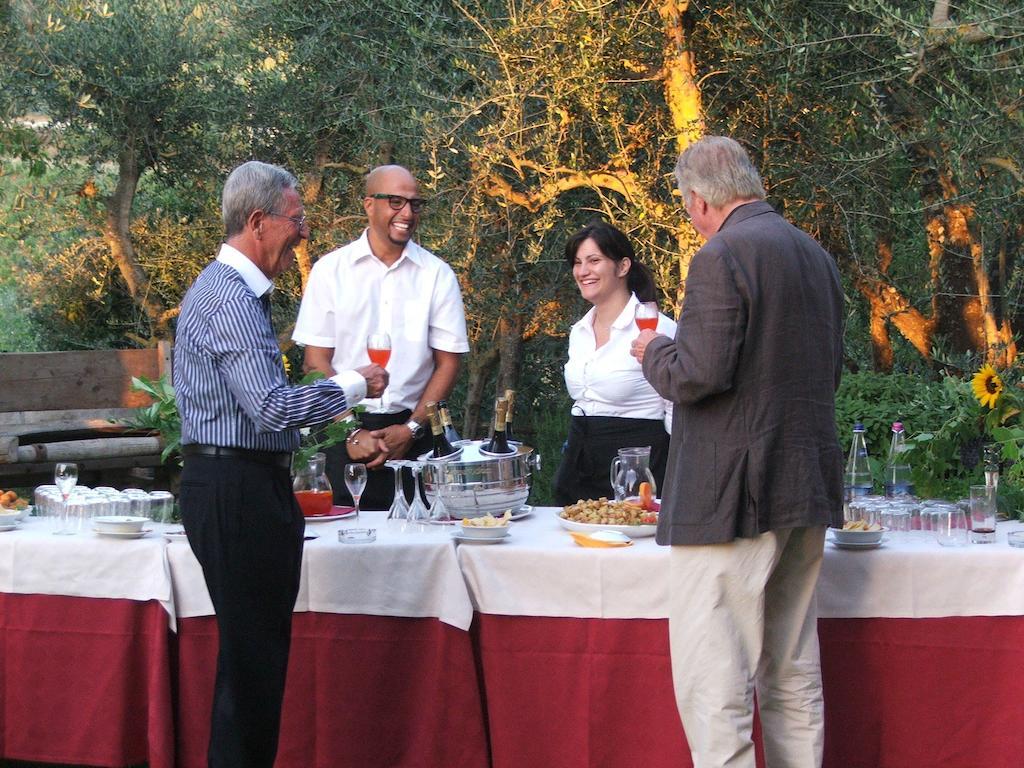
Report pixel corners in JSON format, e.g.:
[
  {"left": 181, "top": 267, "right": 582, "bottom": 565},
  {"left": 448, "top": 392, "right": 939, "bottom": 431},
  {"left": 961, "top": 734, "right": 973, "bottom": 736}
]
[
  {"left": 367, "top": 332, "right": 391, "bottom": 412},
  {"left": 634, "top": 301, "right": 659, "bottom": 332}
]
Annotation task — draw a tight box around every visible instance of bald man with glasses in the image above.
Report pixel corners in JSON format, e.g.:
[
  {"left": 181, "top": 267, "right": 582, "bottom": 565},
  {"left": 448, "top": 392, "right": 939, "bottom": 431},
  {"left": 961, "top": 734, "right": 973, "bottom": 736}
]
[{"left": 293, "top": 165, "right": 469, "bottom": 509}]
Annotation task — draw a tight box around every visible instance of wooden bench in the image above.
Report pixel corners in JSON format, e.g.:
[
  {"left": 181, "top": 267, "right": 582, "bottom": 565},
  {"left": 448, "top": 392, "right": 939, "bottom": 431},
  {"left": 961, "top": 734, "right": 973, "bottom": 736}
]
[{"left": 0, "top": 342, "right": 173, "bottom": 488}]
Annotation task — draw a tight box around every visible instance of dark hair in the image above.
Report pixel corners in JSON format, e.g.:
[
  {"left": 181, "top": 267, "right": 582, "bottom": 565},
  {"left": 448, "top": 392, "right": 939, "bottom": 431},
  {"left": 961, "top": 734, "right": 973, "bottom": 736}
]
[{"left": 563, "top": 221, "right": 658, "bottom": 303}]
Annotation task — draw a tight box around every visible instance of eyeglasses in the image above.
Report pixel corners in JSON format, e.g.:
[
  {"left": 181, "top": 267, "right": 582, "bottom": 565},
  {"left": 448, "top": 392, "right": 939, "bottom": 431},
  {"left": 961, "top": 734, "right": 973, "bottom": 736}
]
[
  {"left": 266, "top": 211, "right": 308, "bottom": 229},
  {"left": 368, "top": 193, "right": 426, "bottom": 213}
]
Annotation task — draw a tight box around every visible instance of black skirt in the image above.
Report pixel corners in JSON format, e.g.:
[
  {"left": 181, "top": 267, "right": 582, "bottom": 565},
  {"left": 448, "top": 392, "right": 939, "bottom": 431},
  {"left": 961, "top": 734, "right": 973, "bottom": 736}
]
[{"left": 552, "top": 415, "right": 670, "bottom": 506}]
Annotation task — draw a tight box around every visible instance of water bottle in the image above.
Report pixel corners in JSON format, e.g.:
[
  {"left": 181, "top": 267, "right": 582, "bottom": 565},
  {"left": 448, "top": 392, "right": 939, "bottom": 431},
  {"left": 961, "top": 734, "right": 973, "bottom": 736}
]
[
  {"left": 844, "top": 423, "right": 873, "bottom": 517},
  {"left": 884, "top": 421, "right": 915, "bottom": 498}
]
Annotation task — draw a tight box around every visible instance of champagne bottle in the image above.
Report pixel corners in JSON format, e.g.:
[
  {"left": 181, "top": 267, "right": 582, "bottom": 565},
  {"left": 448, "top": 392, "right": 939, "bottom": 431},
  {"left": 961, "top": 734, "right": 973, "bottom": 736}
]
[
  {"left": 437, "top": 399, "right": 462, "bottom": 444},
  {"left": 425, "top": 401, "right": 456, "bottom": 458},
  {"left": 503, "top": 388, "right": 517, "bottom": 443},
  {"left": 485, "top": 397, "right": 512, "bottom": 454}
]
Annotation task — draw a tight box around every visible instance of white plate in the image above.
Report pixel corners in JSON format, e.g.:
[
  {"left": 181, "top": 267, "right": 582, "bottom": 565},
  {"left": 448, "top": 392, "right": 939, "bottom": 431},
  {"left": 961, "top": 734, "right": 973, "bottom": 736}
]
[
  {"left": 555, "top": 511, "right": 657, "bottom": 538},
  {"left": 830, "top": 538, "right": 888, "bottom": 551},
  {"left": 163, "top": 529, "right": 188, "bottom": 542},
  {"left": 510, "top": 505, "right": 533, "bottom": 521},
  {"left": 452, "top": 531, "right": 510, "bottom": 545},
  {"left": 304, "top": 510, "right": 357, "bottom": 523},
  {"left": 0, "top": 523, "right": 19, "bottom": 532},
  {"left": 452, "top": 526, "right": 510, "bottom": 540},
  {"left": 95, "top": 528, "right": 153, "bottom": 539}
]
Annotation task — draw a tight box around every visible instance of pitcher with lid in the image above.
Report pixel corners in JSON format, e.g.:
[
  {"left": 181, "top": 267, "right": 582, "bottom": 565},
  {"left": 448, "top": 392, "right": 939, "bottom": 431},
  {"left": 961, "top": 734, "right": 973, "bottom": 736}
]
[{"left": 609, "top": 446, "right": 658, "bottom": 503}]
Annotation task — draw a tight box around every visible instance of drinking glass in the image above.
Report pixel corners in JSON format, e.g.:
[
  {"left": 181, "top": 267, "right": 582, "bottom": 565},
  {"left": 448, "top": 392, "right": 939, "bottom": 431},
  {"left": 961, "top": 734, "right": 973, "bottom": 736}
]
[
  {"left": 404, "top": 463, "right": 430, "bottom": 531},
  {"left": 367, "top": 332, "right": 392, "bottom": 413},
  {"left": 344, "top": 463, "right": 368, "bottom": 518},
  {"left": 386, "top": 460, "right": 410, "bottom": 520},
  {"left": 969, "top": 485, "right": 997, "bottom": 543},
  {"left": 634, "top": 301, "right": 659, "bottom": 332},
  {"left": 54, "top": 462, "right": 78, "bottom": 535},
  {"left": 149, "top": 491, "right": 175, "bottom": 524},
  {"left": 934, "top": 503, "right": 969, "bottom": 547}
]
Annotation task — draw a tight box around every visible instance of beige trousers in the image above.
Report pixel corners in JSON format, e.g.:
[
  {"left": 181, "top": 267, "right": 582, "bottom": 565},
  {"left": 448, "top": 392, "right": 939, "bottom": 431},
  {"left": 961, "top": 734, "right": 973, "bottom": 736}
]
[{"left": 668, "top": 526, "right": 827, "bottom": 768}]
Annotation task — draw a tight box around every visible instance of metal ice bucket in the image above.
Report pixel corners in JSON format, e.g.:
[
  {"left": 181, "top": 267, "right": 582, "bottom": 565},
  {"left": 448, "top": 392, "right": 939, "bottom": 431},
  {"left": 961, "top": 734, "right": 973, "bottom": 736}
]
[{"left": 419, "top": 439, "right": 539, "bottom": 518}]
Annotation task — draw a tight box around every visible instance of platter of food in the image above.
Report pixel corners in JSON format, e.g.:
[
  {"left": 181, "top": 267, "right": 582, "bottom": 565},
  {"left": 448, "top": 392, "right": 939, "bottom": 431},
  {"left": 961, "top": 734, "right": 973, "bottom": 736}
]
[{"left": 556, "top": 499, "right": 658, "bottom": 538}]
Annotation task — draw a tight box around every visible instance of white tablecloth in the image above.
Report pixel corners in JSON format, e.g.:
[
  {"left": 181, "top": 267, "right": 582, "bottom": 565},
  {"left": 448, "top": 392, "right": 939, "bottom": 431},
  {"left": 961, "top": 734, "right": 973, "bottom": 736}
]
[
  {"left": 0, "top": 516, "right": 172, "bottom": 616},
  {"left": 167, "top": 511, "right": 474, "bottom": 629},
  {"left": 457, "top": 507, "right": 1024, "bottom": 620}
]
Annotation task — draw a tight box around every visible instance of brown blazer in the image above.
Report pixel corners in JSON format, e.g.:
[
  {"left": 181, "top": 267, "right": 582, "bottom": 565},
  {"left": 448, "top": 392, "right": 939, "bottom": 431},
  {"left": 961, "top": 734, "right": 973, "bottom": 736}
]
[{"left": 643, "top": 201, "right": 844, "bottom": 545}]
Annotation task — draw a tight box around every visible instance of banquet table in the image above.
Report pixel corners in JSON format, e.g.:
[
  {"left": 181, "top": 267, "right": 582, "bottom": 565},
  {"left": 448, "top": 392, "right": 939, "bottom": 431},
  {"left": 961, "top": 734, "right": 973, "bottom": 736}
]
[
  {"left": 456, "top": 509, "right": 1024, "bottom": 768},
  {"left": 0, "top": 516, "right": 174, "bottom": 768},
  {"left": 4, "top": 507, "right": 1024, "bottom": 768}
]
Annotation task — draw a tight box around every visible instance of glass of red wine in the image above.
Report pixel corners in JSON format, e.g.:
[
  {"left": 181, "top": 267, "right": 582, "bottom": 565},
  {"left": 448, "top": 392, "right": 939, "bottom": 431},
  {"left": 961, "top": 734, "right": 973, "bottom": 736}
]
[
  {"left": 367, "top": 332, "right": 391, "bottom": 412},
  {"left": 634, "top": 301, "right": 659, "bottom": 332}
]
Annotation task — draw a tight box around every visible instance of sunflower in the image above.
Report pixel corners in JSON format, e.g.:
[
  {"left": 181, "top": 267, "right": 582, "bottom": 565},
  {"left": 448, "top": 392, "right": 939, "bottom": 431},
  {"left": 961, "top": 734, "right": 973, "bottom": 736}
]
[{"left": 972, "top": 364, "right": 1004, "bottom": 408}]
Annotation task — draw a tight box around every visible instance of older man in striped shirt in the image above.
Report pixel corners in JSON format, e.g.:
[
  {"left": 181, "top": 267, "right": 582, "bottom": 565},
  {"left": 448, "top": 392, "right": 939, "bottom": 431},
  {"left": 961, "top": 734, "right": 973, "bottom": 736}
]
[{"left": 174, "top": 161, "right": 388, "bottom": 768}]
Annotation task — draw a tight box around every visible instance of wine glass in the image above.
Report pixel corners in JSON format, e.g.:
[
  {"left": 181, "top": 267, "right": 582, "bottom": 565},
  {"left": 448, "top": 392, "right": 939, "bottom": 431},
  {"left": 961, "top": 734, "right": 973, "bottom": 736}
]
[
  {"left": 404, "top": 462, "right": 430, "bottom": 532},
  {"left": 386, "top": 460, "right": 410, "bottom": 520},
  {"left": 54, "top": 462, "right": 78, "bottom": 535},
  {"left": 344, "top": 463, "right": 368, "bottom": 518},
  {"left": 367, "top": 332, "right": 392, "bottom": 413},
  {"left": 634, "top": 301, "right": 659, "bottom": 332}
]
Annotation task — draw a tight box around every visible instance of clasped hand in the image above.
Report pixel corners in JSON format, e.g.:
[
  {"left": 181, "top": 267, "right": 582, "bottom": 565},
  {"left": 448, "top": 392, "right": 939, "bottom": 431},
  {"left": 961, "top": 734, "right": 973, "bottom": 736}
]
[{"left": 357, "top": 364, "right": 389, "bottom": 398}]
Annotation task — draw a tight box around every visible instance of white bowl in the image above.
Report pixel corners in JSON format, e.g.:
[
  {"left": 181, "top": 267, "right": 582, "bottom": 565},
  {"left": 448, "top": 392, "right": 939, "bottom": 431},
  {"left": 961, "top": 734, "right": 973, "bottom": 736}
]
[
  {"left": 92, "top": 515, "right": 149, "bottom": 533},
  {"left": 830, "top": 527, "right": 886, "bottom": 545},
  {"left": 456, "top": 522, "right": 511, "bottom": 539},
  {"left": 0, "top": 509, "right": 22, "bottom": 525}
]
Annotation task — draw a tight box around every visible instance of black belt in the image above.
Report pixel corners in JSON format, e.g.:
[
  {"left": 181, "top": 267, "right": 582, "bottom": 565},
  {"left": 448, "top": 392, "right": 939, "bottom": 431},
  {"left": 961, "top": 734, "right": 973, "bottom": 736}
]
[{"left": 182, "top": 444, "right": 292, "bottom": 470}]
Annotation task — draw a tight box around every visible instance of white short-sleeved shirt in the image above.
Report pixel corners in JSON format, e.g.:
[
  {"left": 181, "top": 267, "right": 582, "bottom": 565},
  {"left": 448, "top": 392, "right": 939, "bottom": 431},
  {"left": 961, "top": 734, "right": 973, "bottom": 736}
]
[
  {"left": 293, "top": 231, "right": 470, "bottom": 412},
  {"left": 564, "top": 293, "right": 677, "bottom": 432}
]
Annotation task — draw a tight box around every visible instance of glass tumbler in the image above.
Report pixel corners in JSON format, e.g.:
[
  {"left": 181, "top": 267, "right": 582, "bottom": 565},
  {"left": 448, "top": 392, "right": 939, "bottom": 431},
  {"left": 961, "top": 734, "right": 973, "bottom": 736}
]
[
  {"left": 149, "top": 491, "right": 175, "bottom": 524},
  {"left": 934, "top": 503, "right": 969, "bottom": 547}
]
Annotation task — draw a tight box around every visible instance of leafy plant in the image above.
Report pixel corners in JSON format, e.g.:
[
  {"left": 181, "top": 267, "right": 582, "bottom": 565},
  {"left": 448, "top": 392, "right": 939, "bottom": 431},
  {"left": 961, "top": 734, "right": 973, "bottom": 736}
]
[{"left": 122, "top": 374, "right": 182, "bottom": 464}]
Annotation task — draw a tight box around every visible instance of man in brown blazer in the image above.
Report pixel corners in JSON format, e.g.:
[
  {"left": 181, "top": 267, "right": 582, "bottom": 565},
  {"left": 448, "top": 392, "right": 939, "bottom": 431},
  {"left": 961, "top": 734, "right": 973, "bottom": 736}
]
[{"left": 631, "top": 136, "right": 844, "bottom": 768}]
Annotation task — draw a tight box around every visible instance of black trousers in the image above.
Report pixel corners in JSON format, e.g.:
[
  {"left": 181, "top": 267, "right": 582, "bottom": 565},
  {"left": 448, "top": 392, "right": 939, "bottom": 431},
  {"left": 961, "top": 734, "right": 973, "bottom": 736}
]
[
  {"left": 179, "top": 454, "right": 305, "bottom": 768},
  {"left": 324, "top": 409, "right": 434, "bottom": 511},
  {"left": 552, "top": 415, "right": 670, "bottom": 506}
]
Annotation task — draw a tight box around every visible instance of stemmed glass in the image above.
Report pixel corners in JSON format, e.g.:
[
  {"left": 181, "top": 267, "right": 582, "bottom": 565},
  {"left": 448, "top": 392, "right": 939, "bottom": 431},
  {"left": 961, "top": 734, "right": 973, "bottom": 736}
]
[
  {"left": 386, "top": 460, "right": 410, "bottom": 520},
  {"left": 344, "top": 463, "right": 368, "bottom": 518},
  {"left": 405, "top": 462, "right": 430, "bottom": 531},
  {"left": 367, "top": 332, "right": 392, "bottom": 413},
  {"left": 634, "top": 301, "right": 659, "bottom": 332},
  {"left": 54, "top": 462, "right": 78, "bottom": 535}
]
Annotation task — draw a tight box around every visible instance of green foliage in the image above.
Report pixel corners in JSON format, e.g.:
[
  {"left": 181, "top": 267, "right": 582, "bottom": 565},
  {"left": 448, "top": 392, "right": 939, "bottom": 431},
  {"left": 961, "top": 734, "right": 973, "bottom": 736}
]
[{"left": 122, "top": 374, "right": 181, "bottom": 465}]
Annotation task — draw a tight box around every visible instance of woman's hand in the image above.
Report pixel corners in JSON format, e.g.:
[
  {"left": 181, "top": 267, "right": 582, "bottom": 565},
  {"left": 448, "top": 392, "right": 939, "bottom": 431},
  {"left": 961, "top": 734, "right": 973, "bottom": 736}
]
[{"left": 630, "top": 329, "right": 660, "bottom": 364}]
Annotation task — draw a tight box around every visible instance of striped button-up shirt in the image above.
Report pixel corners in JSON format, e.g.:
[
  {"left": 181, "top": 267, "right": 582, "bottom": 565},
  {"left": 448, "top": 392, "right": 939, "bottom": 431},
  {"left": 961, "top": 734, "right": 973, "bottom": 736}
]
[{"left": 174, "top": 246, "right": 362, "bottom": 452}]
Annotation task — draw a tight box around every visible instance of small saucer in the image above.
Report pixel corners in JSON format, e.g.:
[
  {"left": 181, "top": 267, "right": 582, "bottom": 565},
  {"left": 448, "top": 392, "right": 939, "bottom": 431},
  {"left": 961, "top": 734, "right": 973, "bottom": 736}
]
[
  {"left": 0, "top": 522, "right": 20, "bottom": 532},
  {"left": 452, "top": 531, "right": 509, "bottom": 545},
  {"left": 830, "top": 537, "right": 887, "bottom": 551},
  {"left": 95, "top": 528, "right": 153, "bottom": 540}
]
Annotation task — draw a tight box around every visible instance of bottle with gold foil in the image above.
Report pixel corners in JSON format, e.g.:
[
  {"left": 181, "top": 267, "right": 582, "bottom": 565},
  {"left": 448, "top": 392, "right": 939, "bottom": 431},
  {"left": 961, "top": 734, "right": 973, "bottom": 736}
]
[
  {"left": 426, "top": 402, "right": 458, "bottom": 459},
  {"left": 484, "top": 396, "right": 512, "bottom": 454}
]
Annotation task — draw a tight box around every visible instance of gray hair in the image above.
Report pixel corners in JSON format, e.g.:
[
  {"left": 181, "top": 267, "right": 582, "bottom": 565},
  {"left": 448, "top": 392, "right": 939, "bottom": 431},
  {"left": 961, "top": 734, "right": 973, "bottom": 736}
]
[
  {"left": 674, "top": 136, "right": 766, "bottom": 208},
  {"left": 222, "top": 161, "right": 299, "bottom": 237}
]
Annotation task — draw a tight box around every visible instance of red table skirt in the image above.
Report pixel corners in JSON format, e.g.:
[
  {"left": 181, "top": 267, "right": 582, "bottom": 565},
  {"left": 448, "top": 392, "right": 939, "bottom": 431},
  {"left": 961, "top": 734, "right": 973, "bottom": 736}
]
[
  {"left": 0, "top": 593, "right": 173, "bottom": 768},
  {"left": 474, "top": 614, "right": 1024, "bottom": 768},
  {"left": 175, "top": 613, "right": 489, "bottom": 768}
]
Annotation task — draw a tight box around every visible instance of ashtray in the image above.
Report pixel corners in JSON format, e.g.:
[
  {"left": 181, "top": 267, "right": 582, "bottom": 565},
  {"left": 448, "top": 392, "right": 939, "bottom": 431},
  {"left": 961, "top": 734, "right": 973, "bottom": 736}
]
[
  {"left": 338, "top": 527, "right": 376, "bottom": 544},
  {"left": 1007, "top": 530, "right": 1024, "bottom": 548}
]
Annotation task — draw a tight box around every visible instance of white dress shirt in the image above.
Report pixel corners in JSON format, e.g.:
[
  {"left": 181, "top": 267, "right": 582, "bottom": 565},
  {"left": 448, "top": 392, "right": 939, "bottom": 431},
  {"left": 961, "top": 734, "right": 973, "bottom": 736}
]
[
  {"left": 564, "top": 293, "right": 676, "bottom": 432},
  {"left": 292, "top": 231, "right": 469, "bottom": 412},
  {"left": 216, "top": 245, "right": 367, "bottom": 405}
]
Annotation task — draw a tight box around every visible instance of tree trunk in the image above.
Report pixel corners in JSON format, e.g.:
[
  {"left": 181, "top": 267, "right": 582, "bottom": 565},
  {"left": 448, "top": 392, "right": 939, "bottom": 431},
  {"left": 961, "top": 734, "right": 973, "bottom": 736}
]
[
  {"left": 659, "top": 0, "right": 705, "bottom": 311},
  {"left": 103, "top": 139, "right": 167, "bottom": 336},
  {"left": 462, "top": 344, "right": 500, "bottom": 440}
]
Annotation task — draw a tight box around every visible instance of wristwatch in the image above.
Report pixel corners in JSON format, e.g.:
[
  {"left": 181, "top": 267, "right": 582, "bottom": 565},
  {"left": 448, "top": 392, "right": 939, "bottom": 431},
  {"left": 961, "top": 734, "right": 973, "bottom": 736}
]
[{"left": 405, "top": 419, "right": 424, "bottom": 438}]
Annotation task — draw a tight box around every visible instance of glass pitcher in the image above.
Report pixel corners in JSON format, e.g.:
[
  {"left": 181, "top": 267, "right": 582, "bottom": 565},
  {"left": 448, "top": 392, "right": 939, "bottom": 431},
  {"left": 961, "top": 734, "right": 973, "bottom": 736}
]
[
  {"left": 609, "top": 446, "right": 657, "bottom": 503},
  {"left": 293, "top": 452, "right": 334, "bottom": 517}
]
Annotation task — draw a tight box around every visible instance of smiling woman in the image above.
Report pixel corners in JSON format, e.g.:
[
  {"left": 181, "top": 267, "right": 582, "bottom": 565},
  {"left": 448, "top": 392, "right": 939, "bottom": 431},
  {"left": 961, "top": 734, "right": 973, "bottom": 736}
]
[{"left": 552, "top": 221, "right": 676, "bottom": 506}]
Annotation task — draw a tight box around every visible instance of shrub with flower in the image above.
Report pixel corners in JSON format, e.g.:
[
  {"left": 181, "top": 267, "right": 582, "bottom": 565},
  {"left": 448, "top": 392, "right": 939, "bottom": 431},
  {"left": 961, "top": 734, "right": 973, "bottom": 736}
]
[{"left": 905, "top": 363, "right": 1024, "bottom": 517}]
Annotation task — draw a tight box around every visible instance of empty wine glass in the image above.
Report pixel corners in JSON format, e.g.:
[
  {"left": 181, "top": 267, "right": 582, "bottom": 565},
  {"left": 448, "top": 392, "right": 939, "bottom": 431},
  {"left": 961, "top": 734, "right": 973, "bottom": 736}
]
[
  {"left": 367, "top": 332, "right": 392, "bottom": 413},
  {"left": 54, "top": 462, "right": 78, "bottom": 535},
  {"left": 425, "top": 464, "right": 452, "bottom": 524},
  {"left": 634, "top": 301, "right": 659, "bottom": 332},
  {"left": 405, "top": 463, "right": 429, "bottom": 531},
  {"left": 344, "top": 463, "right": 368, "bottom": 518},
  {"left": 386, "top": 460, "right": 410, "bottom": 520}
]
